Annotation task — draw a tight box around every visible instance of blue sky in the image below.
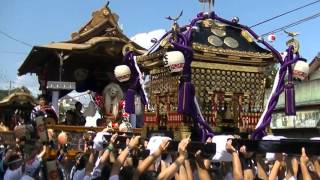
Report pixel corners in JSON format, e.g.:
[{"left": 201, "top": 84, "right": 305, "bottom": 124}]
[{"left": 0, "top": 0, "right": 320, "bottom": 94}]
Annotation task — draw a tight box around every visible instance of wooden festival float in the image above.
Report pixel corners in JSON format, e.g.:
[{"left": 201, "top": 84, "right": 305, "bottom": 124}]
[
  {"left": 12, "top": 5, "right": 145, "bottom": 156},
  {"left": 136, "top": 13, "right": 275, "bottom": 140},
  {"left": 4, "top": 4, "right": 276, "bottom": 146},
  {"left": 0, "top": 92, "right": 36, "bottom": 145},
  {"left": 2, "top": 1, "right": 318, "bottom": 160}
]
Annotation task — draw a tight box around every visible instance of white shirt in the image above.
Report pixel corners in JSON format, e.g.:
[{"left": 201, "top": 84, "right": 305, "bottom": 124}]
[
  {"left": 109, "top": 175, "right": 119, "bottom": 180},
  {"left": 20, "top": 175, "right": 35, "bottom": 180},
  {"left": 4, "top": 166, "right": 23, "bottom": 180},
  {"left": 83, "top": 175, "right": 92, "bottom": 180},
  {"left": 72, "top": 169, "right": 85, "bottom": 180},
  {"left": 211, "top": 135, "right": 234, "bottom": 162},
  {"left": 30, "top": 105, "right": 57, "bottom": 121}
]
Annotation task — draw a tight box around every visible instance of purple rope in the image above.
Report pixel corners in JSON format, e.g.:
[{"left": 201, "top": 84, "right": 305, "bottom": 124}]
[
  {"left": 123, "top": 51, "right": 147, "bottom": 114},
  {"left": 169, "top": 12, "right": 215, "bottom": 142},
  {"left": 208, "top": 11, "right": 300, "bottom": 139},
  {"left": 252, "top": 46, "right": 299, "bottom": 139},
  {"left": 165, "top": 10, "right": 298, "bottom": 141},
  {"left": 210, "top": 12, "right": 284, "bottom": 65}
]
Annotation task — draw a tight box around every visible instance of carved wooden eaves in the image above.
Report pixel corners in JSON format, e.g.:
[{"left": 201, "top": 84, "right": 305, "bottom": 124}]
[{"left": 69, "top": 5, "right": 124, "bottom": 43}]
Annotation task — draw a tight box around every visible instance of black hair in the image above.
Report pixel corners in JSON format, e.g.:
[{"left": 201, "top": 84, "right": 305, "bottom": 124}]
[
  {"left": 239, "top": 153, "right": 254, "bottom": 170},
  {"left": 92, "top": 168, "right": 112, "bottom": 180},
  {"left": 96, "top": 118, "right": 104, "bottom": 126},
  {"left": 37, "top": 94, "right": 47, "bottom": 101},
  {"left": 75, "top": 101, "right": 82, "bottom": 107},
  {"left": 66, "top": 110, "right": 75, "bottom": 115},
  {"left": 139, "top": 170, "right": 157, "bottom": 180},
  {"left": 119, "top": 166, "right": 135, "bottom": 180},
  {"left": 75, "top": 153, "right": 87, "bottom": 170},
  {"left": 6, "top": 154, "right": 21, "bottom": 170}
]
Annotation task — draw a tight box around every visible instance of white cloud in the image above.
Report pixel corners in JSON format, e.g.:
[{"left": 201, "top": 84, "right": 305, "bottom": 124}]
[
  {"left": 13, "top": 74, "right": 41, "bottom": 96},
  {"left": 131, "top": 29, "right": 166, "bottom": 50}
]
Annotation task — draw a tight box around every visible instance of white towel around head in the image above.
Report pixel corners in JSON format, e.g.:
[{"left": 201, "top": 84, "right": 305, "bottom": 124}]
[
  {"left": 147, "top": 136, "right": 172, "bottom": 155},
  {"left": 211, "top": 135, "right": 234, "bottom": 162},
  {"left": 147, "top": 136, "right": 172, "bottom": 169},
  {"left": 93, "top": 131, "right": 111, "bottom": 151}
]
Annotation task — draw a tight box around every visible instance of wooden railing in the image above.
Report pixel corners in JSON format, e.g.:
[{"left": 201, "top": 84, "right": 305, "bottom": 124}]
[
  {"left": 0, "top": 125, "right": 143, "bottom": 159},
  {"left": 0, "top": 131, "right": 15, "bottom": 145},
  {"left": 46, "top": 125, "right": 142, "bottom": 134}
]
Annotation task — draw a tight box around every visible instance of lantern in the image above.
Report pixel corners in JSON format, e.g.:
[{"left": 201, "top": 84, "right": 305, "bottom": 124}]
[
  {"left": 57, "top": 131, "right": 68, "bottom": 145},
  {"left": 293, "top": 58, "right": 309, "bottom": 80},
  {"left": 267, "top": 33, "right": 276, "bottom": 42},
  {"left": 163, "top": 51, "right": 185, "bottom": 72},
  {"left": 114, "top": 65, "right": 131, "bottom": 82}
]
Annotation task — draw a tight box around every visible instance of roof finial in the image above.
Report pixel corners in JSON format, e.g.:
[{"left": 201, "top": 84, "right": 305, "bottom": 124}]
[
  {"left": 165, "top": 10, "right": 183, "bottom": 24},
  {"left": 105, "top": 0, "right": 110, "bottom": 7},
  {"left": 166, "top": 11, "right": 183, "bottom": 41}
]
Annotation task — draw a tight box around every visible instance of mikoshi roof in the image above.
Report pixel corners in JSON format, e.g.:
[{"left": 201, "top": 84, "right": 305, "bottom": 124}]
[{"left": 137, "top": 18, "right": 275, "bottom": 69}]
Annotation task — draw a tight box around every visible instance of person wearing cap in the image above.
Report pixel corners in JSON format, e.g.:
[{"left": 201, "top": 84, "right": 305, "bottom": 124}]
[{"left": 3, "top": 151, "right": 23, "bottom": 180}]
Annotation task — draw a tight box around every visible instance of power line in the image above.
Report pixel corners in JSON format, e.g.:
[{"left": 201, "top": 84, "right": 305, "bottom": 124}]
[
  {"left": 260, "top": 11, "right": 320, "bottom": 37},
  {"left": 250, "top": 0, "right": 320, "bottom": 28},
  {"left": 0, "top": 29, "right": 33, "bottom": 47}
]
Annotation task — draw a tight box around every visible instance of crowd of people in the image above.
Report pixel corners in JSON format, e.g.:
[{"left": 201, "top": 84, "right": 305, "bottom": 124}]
[
  {"left": 0, "top": 95, "right": 86, "bottom": 131},
  {"left": 0, "top": 96, "right": 319, "bottom": 180},
  {"left": 62, "top": 102, "right": 86, "bottom": 126},
  {"left": 0, "top": 126, "right": 320, "bottom": 180}
]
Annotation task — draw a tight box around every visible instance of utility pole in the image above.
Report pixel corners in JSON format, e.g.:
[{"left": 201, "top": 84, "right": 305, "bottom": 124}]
[{"left": 8, "top": 80, "right": 12, "bottom": 95}]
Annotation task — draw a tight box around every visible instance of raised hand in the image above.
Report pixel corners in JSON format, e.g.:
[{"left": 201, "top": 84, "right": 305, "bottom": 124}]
[
  {"left": 300, "top": 147, "right": 309, "bottom": 165},
  {"left": 239, "top": 145, "right": 254, "bottom": 158},
  {"left": 110, "top": 133, "right": 118, "bottom": 145},
  {"left": 159, "top": 138, "right": 171, "bottom": 152},
  {"left": 225, "top": 139, "right": 237, "bottom": 154},
  {"left": 178, "top": 138, "right": 190, "bottom": 157},
  {"left": 128, "top": 136, "right": 141, "bottom": 149}
]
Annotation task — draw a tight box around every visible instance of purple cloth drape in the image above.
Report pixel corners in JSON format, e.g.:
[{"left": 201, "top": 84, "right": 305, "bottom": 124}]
[
  {"left": 208, "top": 12, "right": 299, "bottom": 139},
  {"left": 123, "top": 51, "right": 147, "bottom": 114},
  {"left": 170, "top": 13, "right": 216, "bottom": 142},
  {"left": 251, "top": 46, "right": 299, "bottom": 139}
]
